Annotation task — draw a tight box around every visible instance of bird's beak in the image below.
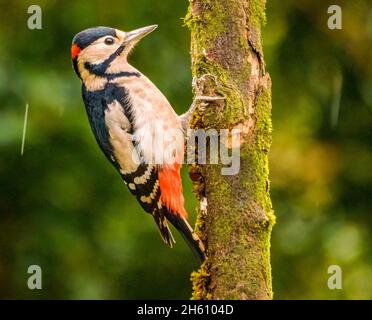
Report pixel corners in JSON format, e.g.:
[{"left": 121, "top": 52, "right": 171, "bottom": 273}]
[{"left": 124, "top": 25, "right": 158, "bottom": 44}]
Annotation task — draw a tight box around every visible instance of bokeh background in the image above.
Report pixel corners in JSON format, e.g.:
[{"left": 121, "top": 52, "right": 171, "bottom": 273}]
[{"left": 0, "top": 0, "right": 371, "bottom": 299}]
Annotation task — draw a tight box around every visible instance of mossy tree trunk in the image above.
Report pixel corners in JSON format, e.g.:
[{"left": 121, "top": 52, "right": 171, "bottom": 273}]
[{"left": 185, "top": 0, "right": 275, "bottom": 300}]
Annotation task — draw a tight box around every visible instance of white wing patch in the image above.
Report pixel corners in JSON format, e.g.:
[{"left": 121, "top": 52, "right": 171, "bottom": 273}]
[{"left": 104, "top": 100, "right": 140, "bottom": 174}]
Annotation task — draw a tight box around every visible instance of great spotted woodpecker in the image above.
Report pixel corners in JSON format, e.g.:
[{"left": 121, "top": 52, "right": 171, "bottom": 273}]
[{"left": 71, "top": 25, "right": 205, "bottom": 261}]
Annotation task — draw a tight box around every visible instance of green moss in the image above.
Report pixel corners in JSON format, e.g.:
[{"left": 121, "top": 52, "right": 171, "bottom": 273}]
[
  {"left": 191, "top": 260, "right": 212, "bottom": 300},
  {"left": 186, "top": 0, "right": 275, "bottom": 300},
  {"left": 189, "top": 86, "right": 275, "bottom": 297},
  {"left": 255, "top": 88, "right": 272, "bottom": 151},
  {"left": 248, "top": 0, "right": 267, "bottom": 27},
  {"left": 185, "top": 1, "right": 252, "bottom": 128},
  {"left": 184, "top": 0, "right": 226, "bottom": 49},
  {"left": 190, "top": 57, "right": 247, "bottom": 128},
  {"left": 250, "top": 87, "right": 273, "bottom": 214}
]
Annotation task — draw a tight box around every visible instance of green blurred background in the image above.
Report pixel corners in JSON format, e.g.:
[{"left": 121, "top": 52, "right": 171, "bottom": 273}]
[{"left": 0, "top": 0, "right": 371, "bottom": 299}]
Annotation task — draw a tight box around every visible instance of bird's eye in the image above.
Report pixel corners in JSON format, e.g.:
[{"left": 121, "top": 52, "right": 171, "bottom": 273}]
[{"left": 104, "top": 37, "right": 115, "bottom": 45}]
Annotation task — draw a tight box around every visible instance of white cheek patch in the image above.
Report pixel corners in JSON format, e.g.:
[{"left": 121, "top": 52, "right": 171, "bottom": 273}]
[{"left": 79, "top": 38, "right": 121, "bottom": 65}]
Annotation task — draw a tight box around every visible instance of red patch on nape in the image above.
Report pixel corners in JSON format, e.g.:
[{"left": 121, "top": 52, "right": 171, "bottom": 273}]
[
  {"left": 159, "top": 164, "right": 187, "bottom": 218},
  {"left": 71, "top": 43, "right": 81, "bottom": 60}
]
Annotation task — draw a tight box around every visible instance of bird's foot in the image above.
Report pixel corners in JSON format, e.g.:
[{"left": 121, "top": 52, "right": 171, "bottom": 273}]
[{"left": 180, "top": 95, "right": 225, "bottom": 130}]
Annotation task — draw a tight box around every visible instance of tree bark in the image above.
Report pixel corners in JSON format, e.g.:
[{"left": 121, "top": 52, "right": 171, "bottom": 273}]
[{"left": 185, "top": 0, "right": 275, "bottom": 300}]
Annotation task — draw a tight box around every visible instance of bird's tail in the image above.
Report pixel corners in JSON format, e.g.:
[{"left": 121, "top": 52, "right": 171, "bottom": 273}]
[
  {"left": 155, "top": 164, "right": 205, "bottom": 261},
  {"left": 152, "top": 208, "right": 175, "bottom": 247},
  {"left": 163, "top": 210, "right": 206, "bottom": 262}
]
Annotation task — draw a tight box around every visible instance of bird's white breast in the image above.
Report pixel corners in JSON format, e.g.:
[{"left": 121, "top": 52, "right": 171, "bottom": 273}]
[{"left": 113, "top": 73, "right": 184, "bottom": 166}]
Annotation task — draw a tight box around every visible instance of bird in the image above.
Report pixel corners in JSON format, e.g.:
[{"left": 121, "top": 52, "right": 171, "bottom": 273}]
[{"left": 71, "top": 25, "right": 205, "bottom": 261}]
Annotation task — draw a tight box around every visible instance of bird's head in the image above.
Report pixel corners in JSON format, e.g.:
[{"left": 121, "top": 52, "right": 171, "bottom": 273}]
[{"left": 71, "top": 25, "right": 157, "bottom": 79}]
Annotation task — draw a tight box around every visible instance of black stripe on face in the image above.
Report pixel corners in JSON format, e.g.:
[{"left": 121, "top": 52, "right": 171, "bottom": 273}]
[
  {"left": 72, "top": 27, "right": 116, "bottom": 50},
  {"left": 84, "top": 44, "right": 126, "bottom": 76},
  {"left": 84, "top": 48, "right": 142, "bottom": 79},
  {"left": 105, "top": 71, "right": 141, "bottom": 80}
]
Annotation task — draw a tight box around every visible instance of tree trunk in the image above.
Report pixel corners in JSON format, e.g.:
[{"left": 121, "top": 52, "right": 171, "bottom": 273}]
[{"left": 185, "top": 0, "right": 275, "bottom": 300}]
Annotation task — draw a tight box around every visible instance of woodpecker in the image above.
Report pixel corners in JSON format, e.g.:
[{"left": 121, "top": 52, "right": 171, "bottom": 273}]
[{"left": 71, "top": 25, "right": 205, "bottom": 261}]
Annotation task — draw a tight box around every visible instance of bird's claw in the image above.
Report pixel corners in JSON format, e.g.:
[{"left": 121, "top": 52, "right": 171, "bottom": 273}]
[{"left": 194, "top": 95, "right": 226, "bottom": 102}]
